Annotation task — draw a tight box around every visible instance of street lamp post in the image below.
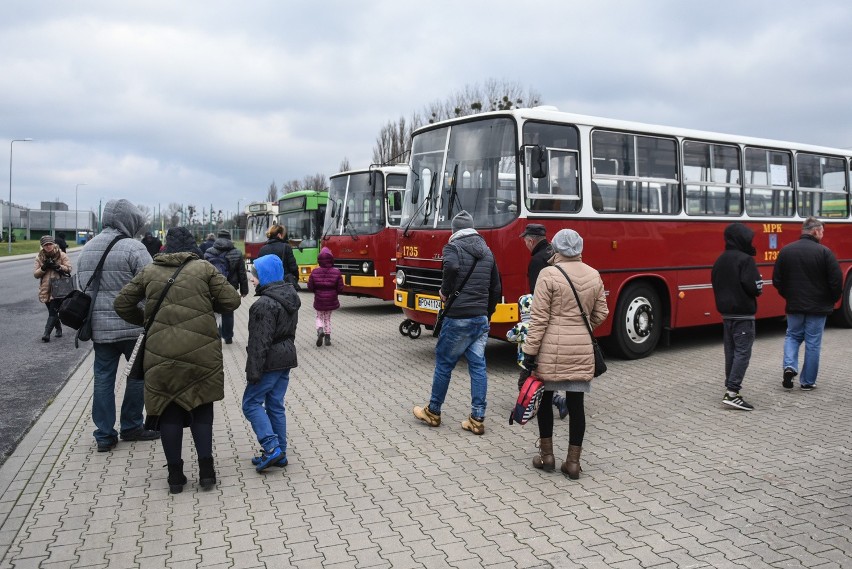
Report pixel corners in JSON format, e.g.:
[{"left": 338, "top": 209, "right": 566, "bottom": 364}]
[
  {"left": 75, "top": 183, "right": 87, "bottom": 246},
  {"left": 9, "top": 138, "right": 33, "bottom": 253}
]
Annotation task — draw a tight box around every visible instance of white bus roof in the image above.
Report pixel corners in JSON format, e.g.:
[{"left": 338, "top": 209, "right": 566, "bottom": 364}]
[{"left": 414, "top": 107, "right": 852, "bottom": 158}]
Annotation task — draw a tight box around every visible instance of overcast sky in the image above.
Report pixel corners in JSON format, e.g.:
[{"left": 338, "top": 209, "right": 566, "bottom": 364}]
[{"left": 3, "top": 0, "right": 852, "bottom": 219}]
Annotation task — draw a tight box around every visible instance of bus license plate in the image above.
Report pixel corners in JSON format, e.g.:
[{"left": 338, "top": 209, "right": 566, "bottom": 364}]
[{"left": 417, "top": 297, "right": 442, "bottom": 312}]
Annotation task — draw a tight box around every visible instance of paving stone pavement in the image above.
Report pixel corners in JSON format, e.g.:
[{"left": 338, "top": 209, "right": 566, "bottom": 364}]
[{"left": 0, "top": 293, "right": 850, "bottom": 568}]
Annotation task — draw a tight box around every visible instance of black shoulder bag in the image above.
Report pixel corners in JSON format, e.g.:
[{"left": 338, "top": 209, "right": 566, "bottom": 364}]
[
  {"left": 554, "top": 265, "right": 607, "bottom": 377},
  {"left": 432, "top": 258, "right": 478, "bottom": 337},
  {"left": 58, "top": 235, "right": 127, "bottom": 347},
  {"left": 123, "top": 260, "right": 192, "bottom": 382}
]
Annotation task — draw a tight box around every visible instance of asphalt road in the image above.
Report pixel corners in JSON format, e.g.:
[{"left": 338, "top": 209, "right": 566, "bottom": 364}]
[{"left": 0, "top": 250, "right": 89, "bottom": 465}]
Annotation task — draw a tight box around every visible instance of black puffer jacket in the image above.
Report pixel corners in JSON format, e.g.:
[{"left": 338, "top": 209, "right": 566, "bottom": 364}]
[
  {"left": 245, "top": 281, "right": 300, "bottom": 384},
  {"left": 205, "top": 237, "right": 249, "bottom": 295},
  {"left": 258, "top": 237, "right": 299, "bottom": 284},
  {"left": 773, "top": 234, "right": 843, "bottom": 315},
  {"left": 711, "top": 223, "right": 763, "bottom": 317},
  {"left": 441, "top": 230, "right": 501, "bottom": 319}
]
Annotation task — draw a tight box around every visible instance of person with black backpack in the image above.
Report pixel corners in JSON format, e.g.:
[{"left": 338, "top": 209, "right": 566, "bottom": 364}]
[{"left": 204, "top": 229, "right": 248, "bottom": 344}]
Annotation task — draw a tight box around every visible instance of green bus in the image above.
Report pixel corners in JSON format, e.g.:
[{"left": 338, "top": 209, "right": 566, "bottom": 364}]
[{"left": 277, "top": 190, "right": 329, "bottom": 283}]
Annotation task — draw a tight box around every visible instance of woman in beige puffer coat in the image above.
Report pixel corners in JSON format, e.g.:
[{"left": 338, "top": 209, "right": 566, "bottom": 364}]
[
  {"left": 522, "top": 228, "right": 608, "bottom": 478},
  {"left": 33, "top": 235, "right": 72, "bottom": 342}
]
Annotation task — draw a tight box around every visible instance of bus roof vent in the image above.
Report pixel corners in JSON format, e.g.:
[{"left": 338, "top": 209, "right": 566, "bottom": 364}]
[{"left": 532, "top": 105, "right": 559, "bottom": 112}]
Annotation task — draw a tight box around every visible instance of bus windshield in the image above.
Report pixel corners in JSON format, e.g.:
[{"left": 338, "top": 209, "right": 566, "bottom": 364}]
[
  {"left": 280, "top": 207, "right": 322, "bottom": 249},
  {"left": 325, "top": 172, "right": 384, "bottom": 235},
  {"left": 245, "top": 212, "right": 276, "bottom": 243},
  {"left": 401, "top": 117, "right": 519, "bottom": 230}
]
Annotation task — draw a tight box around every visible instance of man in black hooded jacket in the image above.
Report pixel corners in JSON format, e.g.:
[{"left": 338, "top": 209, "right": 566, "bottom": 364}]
[{"left": 711, "top": 223, "right": 763, "bottom": 410}]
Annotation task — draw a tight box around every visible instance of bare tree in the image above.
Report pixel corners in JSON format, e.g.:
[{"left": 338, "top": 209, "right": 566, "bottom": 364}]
[
  {"left": 281, "top": 179, "right": 303, "bottom": 195},
  {"left": 267, "top": 181, "right": 278, "bottom": 202},
  {"left": 302, "top": 173, "right": 328, "bottom": 191},
  {"left": 339, "top": 157, "right": 351, "bottom": 173},
  {"left": 370, "top": 79, "right": 542, "bottom": 163}
]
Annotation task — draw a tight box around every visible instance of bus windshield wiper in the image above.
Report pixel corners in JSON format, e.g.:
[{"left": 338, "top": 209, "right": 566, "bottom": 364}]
[
  {"left": 343, "top": 215, "right": 359, "bottom": 241},
  {"left": 421, "top": 173, "right": 438, "bottom": 226},
  {"left": 446, "top": 164, "right": 461, "bottom": 220}
]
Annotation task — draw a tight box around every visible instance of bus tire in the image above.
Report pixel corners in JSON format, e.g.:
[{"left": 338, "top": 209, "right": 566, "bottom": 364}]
[
  {"left": 610, "top": 282, "right": 662, "bottom": 360},
  {"left": 399, "top": 320, "right": 411, "bottom": 336},
  {"left": 408, "top": 324, "right": 422, "bottom": 339},
  {"left": 831, "top": 276, "right": 852, "bottom": 328}
]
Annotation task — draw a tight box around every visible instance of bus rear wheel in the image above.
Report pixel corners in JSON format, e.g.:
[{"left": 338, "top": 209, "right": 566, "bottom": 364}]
[
  {"left": 831, "top": 276, "right": 852, "bottom": 328},
  {"left": 610, "top": 282, "right": 662, "bottom": 360}
]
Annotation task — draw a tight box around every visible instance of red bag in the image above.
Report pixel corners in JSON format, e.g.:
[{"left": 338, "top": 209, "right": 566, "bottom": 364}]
[{"left": 509, "top": 374, "right": 544, "bottom": 425}]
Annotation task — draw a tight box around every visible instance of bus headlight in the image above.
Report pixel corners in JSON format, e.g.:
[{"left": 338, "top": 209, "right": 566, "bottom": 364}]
[{"left": 396, "top": 270, "right": 406, "bottom": 287}]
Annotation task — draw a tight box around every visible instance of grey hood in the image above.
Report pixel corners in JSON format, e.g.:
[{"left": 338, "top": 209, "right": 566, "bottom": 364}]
[{"left": 102, "top": 199, "right": 146, "bottom": 237}]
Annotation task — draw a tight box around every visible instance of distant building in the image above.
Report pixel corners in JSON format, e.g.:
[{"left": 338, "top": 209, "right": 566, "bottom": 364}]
[{"left": 0, "top": 200, "right": 97, "bottom": 244}]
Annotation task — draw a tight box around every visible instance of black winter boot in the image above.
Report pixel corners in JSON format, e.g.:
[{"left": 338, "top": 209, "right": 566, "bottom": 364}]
[
  {"left": 54, "top": 319, "right": 63, "bottom": 338},
  {"left": 198, "top": 456, "right": 216, "bottom": 490},
  {"left": 167, "top": 461, "right": 187, "bottom": 494},
  {"left": 42, "top": 317, "right": 56, "bottom": 342},
  {"left": 324, "top": 333, "right": 331, "bottom": 346}
]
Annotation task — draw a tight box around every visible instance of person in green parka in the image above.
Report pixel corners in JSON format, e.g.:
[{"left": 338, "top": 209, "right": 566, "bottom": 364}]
[{"left": 115, "top": 226, "right": 241, "bottom": 494}]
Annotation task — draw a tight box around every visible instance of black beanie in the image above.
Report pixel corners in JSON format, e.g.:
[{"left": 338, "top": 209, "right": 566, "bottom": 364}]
[{"left": 164, "top": 227, "right": 201, "bottom": 256}]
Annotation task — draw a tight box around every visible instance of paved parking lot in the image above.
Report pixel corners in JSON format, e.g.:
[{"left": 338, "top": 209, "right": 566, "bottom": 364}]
[{"left": 1, "top": 294, "right": 850, "bottom": 568}]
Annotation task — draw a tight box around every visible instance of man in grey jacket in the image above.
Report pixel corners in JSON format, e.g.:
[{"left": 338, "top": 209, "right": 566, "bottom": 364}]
[
  {"left": 414, "top": 210, "right": 501, "bottom": 436},
  {"left": 77, "top": 199, "right": 159, "bottom": 452}
]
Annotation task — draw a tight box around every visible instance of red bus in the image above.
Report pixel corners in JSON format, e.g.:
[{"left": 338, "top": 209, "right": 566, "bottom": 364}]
[
  {"left": 322, "top": 166, "right": 408, "bottom": 301},
  {"left": 244, "top": 202, "right": 278, "bottom": 262},
  {"left": 393, "top": 108, "right": 852, "bottom": 357}
]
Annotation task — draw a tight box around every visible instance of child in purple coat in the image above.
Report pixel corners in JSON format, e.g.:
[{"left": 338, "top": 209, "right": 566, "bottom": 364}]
[{"left": 307, "top": 247, "right": 344, "bottom": 347}]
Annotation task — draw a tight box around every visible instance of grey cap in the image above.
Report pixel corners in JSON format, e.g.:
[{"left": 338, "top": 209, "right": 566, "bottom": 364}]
[{"left": 451, "top": 210, "right": 474, "bottom": 232}]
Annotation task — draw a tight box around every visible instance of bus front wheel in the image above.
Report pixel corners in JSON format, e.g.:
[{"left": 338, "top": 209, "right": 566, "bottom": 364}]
[{"left": 611, "top": 282, "right": 662, "bottom": 360}]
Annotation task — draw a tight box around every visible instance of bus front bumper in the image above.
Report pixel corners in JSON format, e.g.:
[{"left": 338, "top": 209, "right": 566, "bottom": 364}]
[{"left": 394, "top": 290, "right": 517, "bottom": 323}]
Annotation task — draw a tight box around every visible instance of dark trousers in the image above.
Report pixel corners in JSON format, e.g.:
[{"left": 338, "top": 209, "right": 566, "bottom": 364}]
[
  {"left": 722, "top": 319, "right": 755, "bottom": 393},
  {"left": 538, "top": 391, "right": 585, "bottom": 446},
  {"left": 219, "top": 311, "right": 234, "bottom": 341},
  {"left": 159, "top": 402, "right": 214, "bottom": 464}
]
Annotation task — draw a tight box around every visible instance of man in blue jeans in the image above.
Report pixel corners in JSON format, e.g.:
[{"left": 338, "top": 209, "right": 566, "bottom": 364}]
[
  {"left": 772, "top": 217, "right": 843, "bottom": 390},
  {"left": 77, "top": 199, "right": 160, "bottom": 452},
  {"left": 413, "top": 211, "right": 501, "bottom": 435}
]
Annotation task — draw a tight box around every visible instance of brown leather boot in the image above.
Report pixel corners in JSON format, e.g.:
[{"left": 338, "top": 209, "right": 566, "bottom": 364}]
[
  {"left": 561, "top": 445, "right": 582, "bottom": 479},
  {"left": 532, "top": 437, "right": 555, "bottom": 471}
]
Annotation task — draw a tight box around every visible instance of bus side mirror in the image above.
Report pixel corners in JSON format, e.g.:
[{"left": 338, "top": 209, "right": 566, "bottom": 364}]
[
  {"left": 411, "top": 179, "right": 420, "bottom": 203},
  {"left": 329, "top": 201, "right": 337, "bottom": 219},
  {"left": 530, "top": 145, "right": 547, "bottom": 179}
]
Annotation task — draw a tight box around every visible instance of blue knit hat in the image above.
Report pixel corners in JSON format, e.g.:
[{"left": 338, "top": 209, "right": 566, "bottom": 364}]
[{"left": 254, "top": 254, "right": 284, "bottom": 286}]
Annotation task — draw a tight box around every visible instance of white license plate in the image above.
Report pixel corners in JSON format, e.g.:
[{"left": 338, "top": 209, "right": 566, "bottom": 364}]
[{"left": 417, "top": 297, "right": 442, "bottom": 312}]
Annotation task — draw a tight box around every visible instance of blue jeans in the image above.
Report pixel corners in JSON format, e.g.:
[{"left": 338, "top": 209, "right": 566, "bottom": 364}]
[
  {"left": 783, "top": 313, "right": 827, "bottom": 387},
  {"left": 242, "top": 369, "right": 290, "bottom": 453},
  {"left": 722, "top": 319, "right": 755, "bottom": 393},
  {"left": 92, "top": 340, "right": 145, "bottom": 445},
  {"left": 428, "top": 315, "right": 489, "bottom": 419},
  {"left": 219, "top": 311, "right": 234, "bottom": 341}
]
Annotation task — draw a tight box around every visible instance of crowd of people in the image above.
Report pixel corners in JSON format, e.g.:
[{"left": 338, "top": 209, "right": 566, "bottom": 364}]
[{"left": 32, "top": 200, "right": 844, "bottom": 492}]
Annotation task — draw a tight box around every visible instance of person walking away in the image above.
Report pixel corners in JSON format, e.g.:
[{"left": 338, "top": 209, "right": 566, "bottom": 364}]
[
  {"left": 413, "top": 210, "right": 501, "bottom": 435},
  {"left": 54, "top": 232, "right": 68, "bottom": 253},
  {"left": 141, "top": 231, "right": 162, "bottom": 258},
  {"left": 199, "top": 233, "right": 216, "bottom": 254},
  {"left": 114, "top": 227, "right": 241, "bottom": 493},
  {"left": 33, "top": 235, "right": 72, "bottom": 342},
  {"left": 204, "top": 229, "right": 249, "bottom": 344},
  {"left": 521, "top": 228, "right": 608, "bottom": 478},
  {"left": 243, "top": 255, "right": 300, "bottom": 472},
  {"left": 77, "top": 199, "right": 159, "bottom": 452},
  {"left": 711, "top": 223, "right": 763, "bottom": 410},
  {"left": 306, "top": 247, "right": 343, "bottom": 347},
  {"left": 258, "top": 224, "right": 299, "bottom": 285},
  {"left": 772, "top": 216, "right": 842, "bottom": 390}
]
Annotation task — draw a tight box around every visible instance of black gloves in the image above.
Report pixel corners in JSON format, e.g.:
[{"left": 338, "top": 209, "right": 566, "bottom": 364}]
[
  {"left": 518, "top": 368, "right": 531, "bottom": 389},
  {"left": 521, "top": 353, "right": 537, "bottom": 372},
  {"left": 41, "top": 262, "right": 51, "bottom": 271}
]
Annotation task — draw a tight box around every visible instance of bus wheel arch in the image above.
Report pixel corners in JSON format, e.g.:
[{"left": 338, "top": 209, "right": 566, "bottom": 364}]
[
  {"left": 831, "top": 273, "right": 852, "bottom": 328},
  {"left": 608, "top": 278, "right": 668, "bottom": 360}
]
